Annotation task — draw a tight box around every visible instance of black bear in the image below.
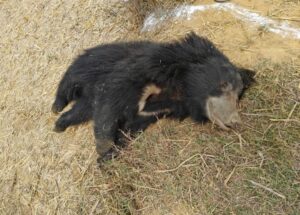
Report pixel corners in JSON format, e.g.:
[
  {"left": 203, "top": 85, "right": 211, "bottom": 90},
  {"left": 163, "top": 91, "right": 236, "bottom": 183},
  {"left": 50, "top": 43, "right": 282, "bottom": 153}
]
[{"left": 52, "top": 32, "right": 255, "bottom": 162}]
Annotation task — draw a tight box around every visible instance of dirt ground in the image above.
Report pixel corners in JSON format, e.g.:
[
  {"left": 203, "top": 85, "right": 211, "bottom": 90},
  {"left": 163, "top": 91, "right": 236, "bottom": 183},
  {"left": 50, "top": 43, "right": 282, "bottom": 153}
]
[{"left": 0, "top": 0, "right": 299, "bottom": 214}]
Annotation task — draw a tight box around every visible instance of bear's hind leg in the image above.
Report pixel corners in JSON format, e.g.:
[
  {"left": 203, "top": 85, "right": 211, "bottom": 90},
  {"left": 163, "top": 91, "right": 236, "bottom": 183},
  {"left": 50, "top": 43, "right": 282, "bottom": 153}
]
[
  {"left": 54, "top": 98, "right": 92, "bottom": 132},
  {"left": 52, "top": 95, "right": 68, "bottom": 114},
  {"left": 52, "top": 73, "right": 82, "bottom": 114}
]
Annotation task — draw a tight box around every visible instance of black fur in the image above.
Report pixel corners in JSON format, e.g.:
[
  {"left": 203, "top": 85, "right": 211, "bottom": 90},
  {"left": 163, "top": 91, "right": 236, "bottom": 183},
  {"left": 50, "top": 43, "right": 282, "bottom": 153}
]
[
  {"left": 52, "top": 41, "right": 155, "bottom": 131},
  {"left": 52, "top": 32, "right": 255, "bottom": 161}
]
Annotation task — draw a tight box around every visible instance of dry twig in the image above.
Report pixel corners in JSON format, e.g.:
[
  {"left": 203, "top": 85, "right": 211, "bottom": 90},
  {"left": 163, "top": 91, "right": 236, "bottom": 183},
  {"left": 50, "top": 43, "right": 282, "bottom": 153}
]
[
  {"left": 248, "top": 180, "right": 286, "bottom": 199},
  {"left": 224, "top": 167, "right": 236, "bottom": 187},
  {"left": 155, "top": 153, "right": 201, "bottom": 173}
]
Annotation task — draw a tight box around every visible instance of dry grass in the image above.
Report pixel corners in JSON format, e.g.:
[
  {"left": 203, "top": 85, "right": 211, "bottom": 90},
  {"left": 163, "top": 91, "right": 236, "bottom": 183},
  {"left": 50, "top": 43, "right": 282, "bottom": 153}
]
[
  {"left": 0, "top": 0, "right": 299, "bottom": 214},
  {"left": 126, "top": 0, "right": 194, "bottom": 26}
]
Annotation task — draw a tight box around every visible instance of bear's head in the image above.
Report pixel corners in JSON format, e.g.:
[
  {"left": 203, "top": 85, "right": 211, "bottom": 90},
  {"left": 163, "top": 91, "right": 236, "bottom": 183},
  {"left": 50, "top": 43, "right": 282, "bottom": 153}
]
[{"left": 184, "top": 57, "right": 255, "bottom": 130}]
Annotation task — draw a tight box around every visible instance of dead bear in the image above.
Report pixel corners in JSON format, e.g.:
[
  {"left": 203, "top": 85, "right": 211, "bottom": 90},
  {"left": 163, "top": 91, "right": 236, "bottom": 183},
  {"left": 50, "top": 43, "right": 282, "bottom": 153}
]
[{"left": 52, "top": 32, "right": 255, "bottom": 162}]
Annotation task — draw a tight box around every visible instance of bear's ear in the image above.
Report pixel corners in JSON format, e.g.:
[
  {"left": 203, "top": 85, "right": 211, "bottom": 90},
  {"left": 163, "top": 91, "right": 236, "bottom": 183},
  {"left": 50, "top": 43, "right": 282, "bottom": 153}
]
[
  {"left": 238, "top": 68, "right": 256, "bottom": 99},
  {"left": 238, "top": 68, "right": 256, "bottom": 89}
]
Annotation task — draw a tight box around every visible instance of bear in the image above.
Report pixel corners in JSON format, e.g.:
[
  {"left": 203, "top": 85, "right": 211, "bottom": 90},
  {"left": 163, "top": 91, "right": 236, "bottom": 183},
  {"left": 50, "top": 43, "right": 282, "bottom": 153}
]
[{"left": 52, "top": 32, "right": 255, "bottom": 162}]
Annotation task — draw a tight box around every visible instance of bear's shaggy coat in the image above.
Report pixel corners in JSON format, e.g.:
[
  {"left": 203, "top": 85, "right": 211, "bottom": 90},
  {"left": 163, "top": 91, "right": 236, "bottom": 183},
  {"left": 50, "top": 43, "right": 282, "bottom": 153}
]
[{"left": 52, "top": 32, "right": 255, "bottom": 161}]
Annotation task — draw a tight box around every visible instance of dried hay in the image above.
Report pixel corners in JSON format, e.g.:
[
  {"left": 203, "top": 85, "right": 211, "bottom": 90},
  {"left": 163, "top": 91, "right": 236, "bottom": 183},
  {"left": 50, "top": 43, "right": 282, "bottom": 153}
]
[{"left": 0, "top": 0, "right": 299, "bottom": 214}]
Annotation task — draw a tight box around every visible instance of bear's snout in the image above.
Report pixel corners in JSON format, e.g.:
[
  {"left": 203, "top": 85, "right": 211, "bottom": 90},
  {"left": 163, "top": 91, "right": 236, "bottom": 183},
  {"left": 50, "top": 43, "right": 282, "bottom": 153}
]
[
  {"left": 224, "top": 112, "right": 241, "bottom": 129},
  {"left": 206, "top": 92, "right": 242, "bottom": 130}
]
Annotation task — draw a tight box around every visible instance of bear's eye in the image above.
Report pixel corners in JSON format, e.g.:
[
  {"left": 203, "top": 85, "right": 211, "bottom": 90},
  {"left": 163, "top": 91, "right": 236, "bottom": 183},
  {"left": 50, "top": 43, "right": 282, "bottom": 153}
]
[
  {"left": 220, "top": 81, "right": 228, "bottom": 88},
  {"left": 220, "top": 81, "right": 230, "bottom": 91}
]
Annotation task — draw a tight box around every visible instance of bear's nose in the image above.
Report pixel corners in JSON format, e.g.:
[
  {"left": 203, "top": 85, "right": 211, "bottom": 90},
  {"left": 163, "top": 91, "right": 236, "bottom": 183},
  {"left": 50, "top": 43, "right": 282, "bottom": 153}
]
[{"left": 226, "top": 112, "right": 242, "bottom": 129}]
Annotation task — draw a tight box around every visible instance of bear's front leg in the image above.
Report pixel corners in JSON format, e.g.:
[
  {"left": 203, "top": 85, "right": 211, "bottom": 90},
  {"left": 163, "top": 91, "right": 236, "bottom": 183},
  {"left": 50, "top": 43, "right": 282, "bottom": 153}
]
[{"left": 94, "top": 103, "right": 120, "bottom": 163}]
